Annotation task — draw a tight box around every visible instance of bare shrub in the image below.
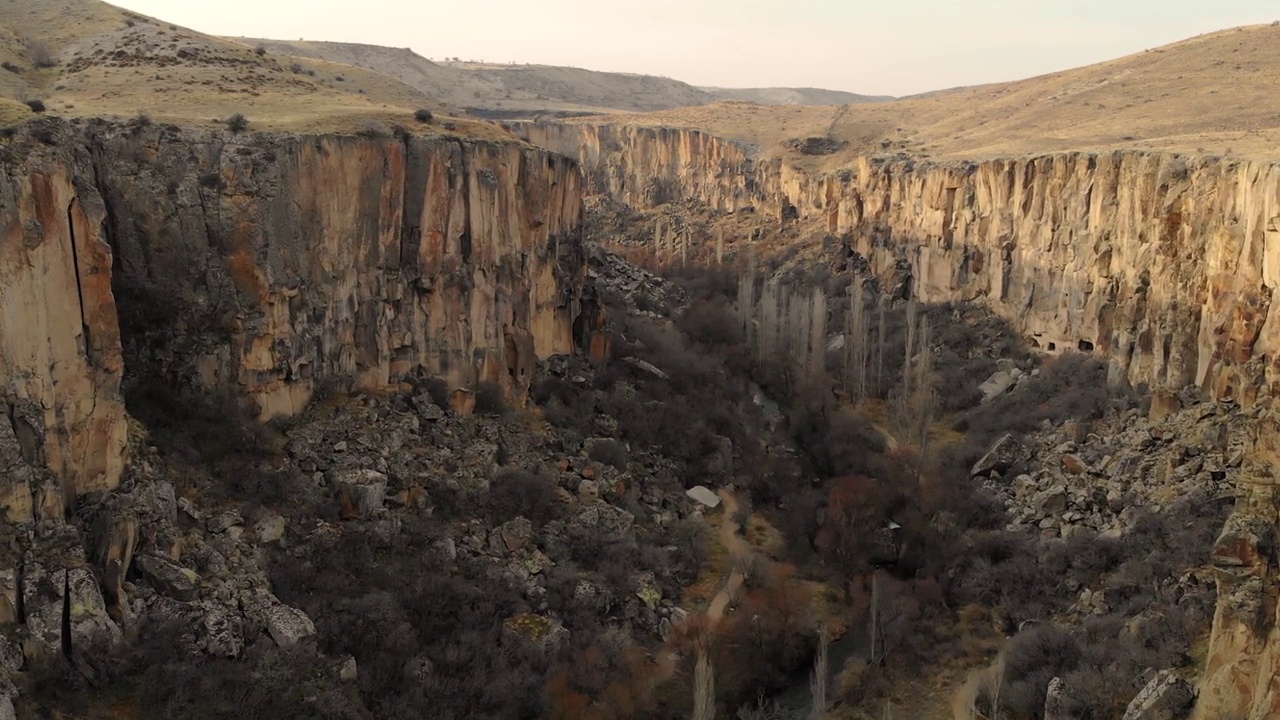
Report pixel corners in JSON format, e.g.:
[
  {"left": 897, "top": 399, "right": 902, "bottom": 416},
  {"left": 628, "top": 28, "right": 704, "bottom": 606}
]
[
  {"left": 225, "top": 113, "right": 249, "bottom": 133},
  {"left": 475, "top": 381, "right": 507, "bottom": 415},
  {"left": 489, "top": 467, "right": 561, "bottom": 527},
  {"left": 27, "top": 40, "right": 56, "bottom": 68},
  {"left": 587, "top": 438, "right": 628, "bottom": 469}
]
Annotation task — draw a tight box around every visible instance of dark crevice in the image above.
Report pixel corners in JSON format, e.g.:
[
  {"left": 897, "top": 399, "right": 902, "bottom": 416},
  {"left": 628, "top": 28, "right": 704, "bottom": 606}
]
[
  {"left": 61, "top": 569, "right": 72, "bottom": 660},
  {"left": 66, "top": 200, "right": 91, "bottom": 350},
  {"left": 15, "top": 560, "right": 25, "bottom": 624}
]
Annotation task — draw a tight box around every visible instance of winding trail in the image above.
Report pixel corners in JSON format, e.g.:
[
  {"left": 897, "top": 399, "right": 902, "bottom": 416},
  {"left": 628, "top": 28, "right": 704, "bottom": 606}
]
[{"left": 653, "top": 488, "right": 755, "bottom": 683}]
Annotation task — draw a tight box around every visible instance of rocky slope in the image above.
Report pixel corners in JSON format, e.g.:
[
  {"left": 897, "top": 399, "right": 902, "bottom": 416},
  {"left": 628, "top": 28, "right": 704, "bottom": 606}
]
[
  {"left": 510, "top": 121, "right": 1280, "bottom": 406},
  {"left": 0, "top": 117, "right": 602, "bottom": 523}
]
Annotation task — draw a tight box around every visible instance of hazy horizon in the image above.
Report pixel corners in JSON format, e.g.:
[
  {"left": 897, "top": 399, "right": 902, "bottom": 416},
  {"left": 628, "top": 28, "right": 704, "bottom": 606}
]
[{"left": 110, "top": 0, "right": 1279, "bottom": 96}]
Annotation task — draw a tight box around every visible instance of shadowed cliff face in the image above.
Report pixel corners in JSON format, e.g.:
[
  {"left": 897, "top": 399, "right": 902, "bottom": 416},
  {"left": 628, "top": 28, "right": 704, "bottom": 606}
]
[
  {"left": 0, "top": 119, "right": 595, "bottom": 521},
  {"left": 510, "top": 122, "right": 1280, "bottom": 403}
]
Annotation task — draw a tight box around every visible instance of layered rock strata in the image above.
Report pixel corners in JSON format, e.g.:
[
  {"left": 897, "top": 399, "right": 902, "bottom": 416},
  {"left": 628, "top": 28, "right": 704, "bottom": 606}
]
[{"left": 510, "top": 122, "right": 1280, "bottom": 402}]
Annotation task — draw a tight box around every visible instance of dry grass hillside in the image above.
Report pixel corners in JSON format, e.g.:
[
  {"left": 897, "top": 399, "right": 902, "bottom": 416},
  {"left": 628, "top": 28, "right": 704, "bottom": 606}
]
[
  {"left": 0, "top": 0, "right": 502, "bottom": 136},
  {"left": 579, "top": 23, "right": 1280, "bottom": 164},
  {"left": 700, "top": 86, "right": 893, "bottom": 106},
  {"left": 238, "top": 38, "right": 885, "bottom": 117},
  {"left": 238, "top": 38, "right": 717, "bottom": 116}
]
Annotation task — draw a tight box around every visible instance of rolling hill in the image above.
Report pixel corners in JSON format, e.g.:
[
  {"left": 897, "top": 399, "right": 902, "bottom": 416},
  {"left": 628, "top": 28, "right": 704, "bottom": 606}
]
[
  {"left": 236, "top": 37, "right": 884, "bottom": 117},
  {"left": 577, "top": 24, "right": 1280, "bottom": 163},
  {"left": 0, "top": 0, "right": 501, "bottom": 136}
]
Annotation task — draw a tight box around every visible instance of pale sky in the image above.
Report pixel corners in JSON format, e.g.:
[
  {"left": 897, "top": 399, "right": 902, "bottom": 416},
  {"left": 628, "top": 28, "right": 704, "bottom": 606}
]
[{"left": 110, "top": 0, "right": 1279, "bottom": 96}]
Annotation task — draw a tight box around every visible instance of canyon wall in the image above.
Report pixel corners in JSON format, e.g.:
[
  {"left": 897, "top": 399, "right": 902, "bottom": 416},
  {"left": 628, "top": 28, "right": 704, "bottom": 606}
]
[
  {"left": 511, "top": 119, "right": 1280, "bottom": 718},
  {"left": 510, "top": 122, "right": 1280, "bottom": 402},
  {"left": 0, "top": 119, "right": 595, "bottom": 522},
  {"left": 0, "top": 135, "right": 126, "bottom": 524}
]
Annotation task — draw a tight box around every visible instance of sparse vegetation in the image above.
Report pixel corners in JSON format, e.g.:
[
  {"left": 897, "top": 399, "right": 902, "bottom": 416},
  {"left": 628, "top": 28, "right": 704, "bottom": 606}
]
[{"left": 225, "top": 113, "right": 249, "bottom": 133}]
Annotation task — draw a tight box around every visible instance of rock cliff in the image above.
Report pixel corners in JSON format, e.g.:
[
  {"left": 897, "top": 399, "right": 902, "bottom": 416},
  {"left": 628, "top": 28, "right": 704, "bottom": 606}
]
[
  {"left": 0, "top": 118, "right": 597, "bottom": 520},
  {"left": 509, "top": 122, "right": 1280, "bottom": 404},
  {"left": 0, "top": 134, "right": 125, "bottom": 523}
]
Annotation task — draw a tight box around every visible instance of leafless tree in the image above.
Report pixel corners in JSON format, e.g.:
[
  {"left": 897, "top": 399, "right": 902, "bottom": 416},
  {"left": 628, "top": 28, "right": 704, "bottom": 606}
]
[
  {"left": 809, "top": 625, "right": 830, "bottom": 720},
  {"left": 737, "top": 252, "right": 757, "bottom": 345},
  {"left": 808, "top": 286, "right": 827, "bottom": 381},
  {"left": 845, "top": 279, "right": 869, "bottom": 404},
  {"left": 693, "top": 634, "right": 716, "bottom": 720},
  {"left": 874, "top": 295, "right": 887, "bottom": 396}
]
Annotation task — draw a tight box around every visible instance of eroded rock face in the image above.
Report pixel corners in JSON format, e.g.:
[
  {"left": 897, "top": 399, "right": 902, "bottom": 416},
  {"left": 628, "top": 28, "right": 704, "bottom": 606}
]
[
  {"left": 0, "top": 133, "right": 127, "bottom": 521},
  {"left": 0, "top": 119, "right": 599, "bottom": 515},
  {"left": 92, "top": 122, "right": 592, "bottom": 420},
  {"left": 512, "top": 122, "right": 1280, "bottom": 402}
]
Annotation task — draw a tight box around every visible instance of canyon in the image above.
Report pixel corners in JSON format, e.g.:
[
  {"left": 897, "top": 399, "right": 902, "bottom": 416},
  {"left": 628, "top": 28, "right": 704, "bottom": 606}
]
[
  {"left": 508, "top": 119, "right": 1280, "bottom": 719},
  {"left": 4, "top": 3, "right": 1280, "bottom": 717}
]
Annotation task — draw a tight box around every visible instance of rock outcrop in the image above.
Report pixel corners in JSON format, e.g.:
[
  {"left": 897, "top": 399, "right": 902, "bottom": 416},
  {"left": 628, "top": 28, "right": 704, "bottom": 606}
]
[
  {"left": 1195, "top": 402, "right": 1280, "bottom": 720},
  {"left": 510, "top": 122, "right": 1280, "bottom": 404},
  {"left": 0, "top": 118, "right": 599, "bottom": 517}
]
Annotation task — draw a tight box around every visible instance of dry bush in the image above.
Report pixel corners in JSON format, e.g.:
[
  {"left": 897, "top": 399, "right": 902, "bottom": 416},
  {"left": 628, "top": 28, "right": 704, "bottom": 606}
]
[{"left": 27, "top": 40, "right": 56, "bottom": 68}]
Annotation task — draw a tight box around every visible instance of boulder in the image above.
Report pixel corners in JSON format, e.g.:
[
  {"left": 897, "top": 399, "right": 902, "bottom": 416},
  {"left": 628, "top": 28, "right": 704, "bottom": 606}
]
[
  {"left": 255, "top": 513, "right": 287, "bottom": 544},
  {"left": 336, "top": 469, "right": 388, "bottom": 519},
  {"left": 568, "top": 504, "right": 635, "bottom": 544},
  {"left": 206, "top": 510, "right": 244, "bottom": 534},
  {"left": 979, "top": 369, "right": 1021, "bottom": 403},
  {"left": 22, "top": 563, "right": 121, "bottom": 662},
  {"left": 971, "top": 434, "right": 1028, "bottom": 477},
  {"left": 199, "top": 605, "right": 244, "bottom": 658},
  {"left": 497, "top": 517, "right": 533, "bottom": 553},
  {"left": 1044, "top": 676, "right": 1081, "bottom": 720},
  {"left": 1121, "top": 670, "right": 1195, "bottom": 720},
  {"left": 411, "top": 394, "right": 445, "bottom": 421},
  {"left": 1034, "top": 487, "right": 1068, "bottom": 515},
  {"left": 686, "top": 486, "right": 721, "bottom": 508},
  {"left": 136, "top": 554, "right": 200, "bottom": 601},
  {"left": 263, "top": 603, "right": 317, "bottom": 648},
  {"left": 577, "top": 478, "right": 600, "bottom": 504},
  {"left": 1062, "top": 454, "right": 1089, "bottom": 475}
]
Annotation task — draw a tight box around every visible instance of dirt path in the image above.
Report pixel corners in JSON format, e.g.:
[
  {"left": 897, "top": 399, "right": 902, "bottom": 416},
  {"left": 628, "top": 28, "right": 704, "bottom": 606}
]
[
  {"left": 705, "top": 488, "right": 750, "bottom": 624},
  {"left": 654, "top": 487, "right": 755, "bottom": 683}
]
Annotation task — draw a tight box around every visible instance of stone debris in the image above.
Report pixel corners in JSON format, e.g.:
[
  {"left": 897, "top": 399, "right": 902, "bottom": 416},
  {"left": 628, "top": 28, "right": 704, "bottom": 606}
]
[
  {"left": 1121, "top": 670, "right": 1195, "bottom": 720},
  {"left": 980, "top": 388, "right": 1243, "bottom": 542}
]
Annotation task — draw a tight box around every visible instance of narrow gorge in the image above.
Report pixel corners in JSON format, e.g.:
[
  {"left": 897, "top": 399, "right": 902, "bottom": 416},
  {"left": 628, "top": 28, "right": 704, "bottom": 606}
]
[{"left": 510, "top": 119, "right": 1280, "bottom": 720}]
